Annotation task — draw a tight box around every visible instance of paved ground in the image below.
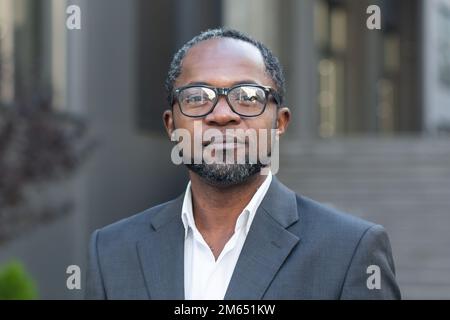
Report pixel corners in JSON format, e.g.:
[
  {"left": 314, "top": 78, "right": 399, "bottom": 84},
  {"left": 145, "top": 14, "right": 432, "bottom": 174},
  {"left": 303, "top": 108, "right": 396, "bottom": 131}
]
[{"left": 277, "top": 136, "right": 450, "bottom": 299}]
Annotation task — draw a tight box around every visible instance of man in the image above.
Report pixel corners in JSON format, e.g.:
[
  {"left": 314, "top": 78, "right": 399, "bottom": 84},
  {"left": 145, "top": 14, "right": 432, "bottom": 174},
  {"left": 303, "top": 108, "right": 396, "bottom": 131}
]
[{"left": 86, "top": 28, "right": 401, "bottom": 299}]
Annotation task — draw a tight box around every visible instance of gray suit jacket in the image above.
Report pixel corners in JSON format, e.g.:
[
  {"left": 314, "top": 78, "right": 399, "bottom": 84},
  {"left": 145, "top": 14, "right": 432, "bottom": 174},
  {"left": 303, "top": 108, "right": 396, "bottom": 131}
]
[{"left": 86, "top": 177, "right": 401, "bottom": 299}]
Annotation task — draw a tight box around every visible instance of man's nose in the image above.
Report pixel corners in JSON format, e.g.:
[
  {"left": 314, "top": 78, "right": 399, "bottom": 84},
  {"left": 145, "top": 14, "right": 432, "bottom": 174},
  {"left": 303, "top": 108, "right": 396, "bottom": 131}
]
[{"left": 204, "top": 96, "right": 241, "bottom": 126}]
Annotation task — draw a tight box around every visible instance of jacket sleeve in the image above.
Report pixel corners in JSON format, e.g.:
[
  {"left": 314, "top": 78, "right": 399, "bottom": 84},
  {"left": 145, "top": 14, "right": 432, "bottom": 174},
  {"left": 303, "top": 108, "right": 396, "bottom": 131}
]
[
  {"left": 85, "top": 229, "right": 107, "bottom": 299},
  {"left": 339, "top": 224, "right": 401, "bottom": 299}
]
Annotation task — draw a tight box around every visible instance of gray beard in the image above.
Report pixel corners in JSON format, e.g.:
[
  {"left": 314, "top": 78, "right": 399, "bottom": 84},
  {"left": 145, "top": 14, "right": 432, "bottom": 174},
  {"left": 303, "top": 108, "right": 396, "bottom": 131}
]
[{"left": 185, "top": 162, "right": 264, "bottom": 187}]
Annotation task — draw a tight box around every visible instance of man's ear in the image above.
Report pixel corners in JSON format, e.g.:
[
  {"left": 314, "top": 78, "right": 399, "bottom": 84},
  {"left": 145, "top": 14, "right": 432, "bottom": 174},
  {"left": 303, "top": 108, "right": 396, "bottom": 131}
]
[
  {"left": 276, "top": 107, "right": 291, "bottom": 135},
  {"left": 163, "top": 109, "right": 175, "bottom": 139}
]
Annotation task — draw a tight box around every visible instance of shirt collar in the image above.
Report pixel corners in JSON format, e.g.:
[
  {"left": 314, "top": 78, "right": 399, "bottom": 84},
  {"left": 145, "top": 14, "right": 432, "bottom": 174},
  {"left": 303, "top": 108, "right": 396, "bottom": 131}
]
[
  {"left": 181, "top": 181, "right": 194, "bottom": 239},
  {"left": 181, "top": 172, "right": 273, "bottom": 239}
]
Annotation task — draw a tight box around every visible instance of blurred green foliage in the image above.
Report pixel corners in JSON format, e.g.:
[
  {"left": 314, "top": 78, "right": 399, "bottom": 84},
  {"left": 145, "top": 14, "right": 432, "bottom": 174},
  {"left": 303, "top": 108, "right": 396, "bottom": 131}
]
[{"left": 0, "top": 260, "right": 38, "bottom": 300}]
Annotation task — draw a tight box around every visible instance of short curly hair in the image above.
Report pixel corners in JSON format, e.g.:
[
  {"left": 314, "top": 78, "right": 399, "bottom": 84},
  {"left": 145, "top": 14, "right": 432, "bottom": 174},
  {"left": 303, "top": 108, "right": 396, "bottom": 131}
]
[{"left": 165, "top": 27, "right": 286, "bottom": 106}]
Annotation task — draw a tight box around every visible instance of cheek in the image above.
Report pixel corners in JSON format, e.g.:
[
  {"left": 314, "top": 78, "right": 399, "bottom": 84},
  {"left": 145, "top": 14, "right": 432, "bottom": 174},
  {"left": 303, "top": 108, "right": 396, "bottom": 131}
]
[
  {"left": 252, "top": 105, "right": 278, "bottom": 129},
  {"left": 244, "top": 113, "right": 276, "bottom": 132},
  {"left": 172, "top": 112, "right": 202, "bottom": 148},
  {"left": 243, "top": 117, "right": 276, "bottom": 153},
  {"left": 173, "top": 107, "right": 192, "bottom": 129}
]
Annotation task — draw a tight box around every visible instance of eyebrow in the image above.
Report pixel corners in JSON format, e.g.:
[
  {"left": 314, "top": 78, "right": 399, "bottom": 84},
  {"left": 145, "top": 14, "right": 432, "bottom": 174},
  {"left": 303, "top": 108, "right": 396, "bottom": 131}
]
[{"left": 184, "top": 80, "right": 261, "bottom": 87}]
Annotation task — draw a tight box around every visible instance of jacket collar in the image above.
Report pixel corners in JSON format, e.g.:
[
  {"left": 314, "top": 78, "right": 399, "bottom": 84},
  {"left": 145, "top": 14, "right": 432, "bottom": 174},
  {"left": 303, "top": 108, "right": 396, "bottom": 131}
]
[{"left": 137, "top": 175, "right": 300, "bottom": 299}]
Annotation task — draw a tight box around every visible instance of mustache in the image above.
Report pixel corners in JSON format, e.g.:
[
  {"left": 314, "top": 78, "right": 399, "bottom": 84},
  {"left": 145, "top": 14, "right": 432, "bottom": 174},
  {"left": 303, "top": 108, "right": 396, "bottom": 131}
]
[{"left": 202, "top": 134, "right": 247, "bottom": 147}]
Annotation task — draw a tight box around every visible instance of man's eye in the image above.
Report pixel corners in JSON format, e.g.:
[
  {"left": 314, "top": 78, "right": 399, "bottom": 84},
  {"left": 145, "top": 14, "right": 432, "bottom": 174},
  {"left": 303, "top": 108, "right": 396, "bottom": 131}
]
[
  {"left": 244, "top": 96, "right": 257, "bottom": 102},
  {"left": 185, "top": 96, "right": 204, "bottom": 103},
  {"left": 240, "top": 95, "right": 259, "bottom": 103}
]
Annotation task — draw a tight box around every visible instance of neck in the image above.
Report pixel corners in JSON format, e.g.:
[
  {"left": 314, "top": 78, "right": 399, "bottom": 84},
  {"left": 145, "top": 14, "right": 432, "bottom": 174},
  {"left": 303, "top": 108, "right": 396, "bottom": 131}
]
[{"left": 189, "top": 171, "right": 267, "bottom": 233}]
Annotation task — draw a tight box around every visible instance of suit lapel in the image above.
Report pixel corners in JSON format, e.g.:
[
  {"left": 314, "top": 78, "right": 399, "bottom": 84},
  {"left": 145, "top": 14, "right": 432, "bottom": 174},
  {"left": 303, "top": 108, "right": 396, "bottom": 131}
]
[
  {"left": 224, "top": 176, "right": 301, "bottom": 300},
  {"left": 136, "top": 194, "right": 185, "bottom": 299},
  {"left": 135, "top": 177, "right": 300, "bottom": 300}
]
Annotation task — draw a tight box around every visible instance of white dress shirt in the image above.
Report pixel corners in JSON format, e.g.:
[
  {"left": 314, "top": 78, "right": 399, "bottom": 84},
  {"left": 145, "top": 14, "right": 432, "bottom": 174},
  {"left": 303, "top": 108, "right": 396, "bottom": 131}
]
[{"left": 181, "top": 172, "right": 272, "bottom": 300}]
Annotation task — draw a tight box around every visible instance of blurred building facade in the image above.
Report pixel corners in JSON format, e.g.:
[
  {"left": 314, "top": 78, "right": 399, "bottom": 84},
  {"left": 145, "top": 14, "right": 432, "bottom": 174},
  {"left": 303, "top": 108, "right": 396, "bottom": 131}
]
[{"left": 0, "top": 0, "right": 449, "bottom": 299}]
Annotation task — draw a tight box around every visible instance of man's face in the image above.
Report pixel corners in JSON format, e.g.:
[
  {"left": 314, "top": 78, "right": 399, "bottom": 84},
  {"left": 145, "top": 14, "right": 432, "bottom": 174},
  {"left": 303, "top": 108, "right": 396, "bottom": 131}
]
[{"left": 164, "top": 37, "right": 290, "bottom": 186}]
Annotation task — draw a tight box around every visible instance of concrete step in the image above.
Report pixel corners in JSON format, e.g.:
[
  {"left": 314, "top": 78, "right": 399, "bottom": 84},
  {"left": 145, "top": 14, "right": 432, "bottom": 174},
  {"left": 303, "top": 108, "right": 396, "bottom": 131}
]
[{"left": 277, "top": 136, "right": 450, "bottom": 299}]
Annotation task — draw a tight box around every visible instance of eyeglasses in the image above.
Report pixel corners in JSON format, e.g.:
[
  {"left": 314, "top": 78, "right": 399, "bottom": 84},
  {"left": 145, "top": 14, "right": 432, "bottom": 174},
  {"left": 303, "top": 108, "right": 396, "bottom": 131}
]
[{"left": 171, "top": 84, "right": 281, "bottom": 118}]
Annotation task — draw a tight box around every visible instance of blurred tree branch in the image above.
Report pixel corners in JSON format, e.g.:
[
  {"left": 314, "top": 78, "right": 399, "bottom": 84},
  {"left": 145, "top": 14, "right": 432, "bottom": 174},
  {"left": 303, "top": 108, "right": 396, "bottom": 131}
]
[{"left": 0, "top": 92, "right": 95, "bottom": 243}]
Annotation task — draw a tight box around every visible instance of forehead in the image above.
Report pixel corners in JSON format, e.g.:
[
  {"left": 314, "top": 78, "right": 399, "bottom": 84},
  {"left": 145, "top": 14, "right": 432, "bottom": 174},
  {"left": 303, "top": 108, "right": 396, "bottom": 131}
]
[{"left": 175, "top": 37, "right": 272, "bottom": 87}]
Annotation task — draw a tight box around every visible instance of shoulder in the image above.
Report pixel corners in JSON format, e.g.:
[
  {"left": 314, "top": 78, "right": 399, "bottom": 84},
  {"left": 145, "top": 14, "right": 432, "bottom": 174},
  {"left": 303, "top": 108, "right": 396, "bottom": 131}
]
[
  {"left": 297, "top": 194, "right": 375, "bottom": 229},
  {"left": 92, "top": 196, "right": 181, "bottom": 246},
  {"left": 292, "top": 193, "right": 382, "bottom": 246}
]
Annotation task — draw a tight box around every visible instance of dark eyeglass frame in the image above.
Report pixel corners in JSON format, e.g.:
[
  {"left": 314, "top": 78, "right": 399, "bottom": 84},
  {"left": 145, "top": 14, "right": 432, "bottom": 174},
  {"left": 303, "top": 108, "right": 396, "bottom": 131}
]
[{"left": 170, "top": 83, "right": 282, "bottom": 118}]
